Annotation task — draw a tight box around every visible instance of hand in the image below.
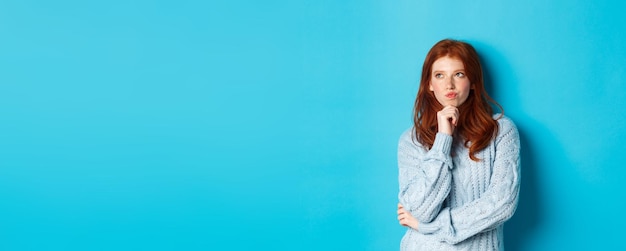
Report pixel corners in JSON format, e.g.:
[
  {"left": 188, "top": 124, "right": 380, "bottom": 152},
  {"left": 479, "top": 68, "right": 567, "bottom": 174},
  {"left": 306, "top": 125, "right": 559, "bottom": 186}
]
[
  {"left": 437, "top": 105, "right": 459, "bottom": 135},
  {"left": 397, "top": 203, "right": 418, "bottom": 229}
]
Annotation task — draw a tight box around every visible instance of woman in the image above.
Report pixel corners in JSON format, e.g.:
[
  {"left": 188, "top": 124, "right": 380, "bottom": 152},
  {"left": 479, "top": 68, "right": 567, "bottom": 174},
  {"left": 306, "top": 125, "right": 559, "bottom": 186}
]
[{"left": 396, "top": 39, "right": 520, "bottom": 250}]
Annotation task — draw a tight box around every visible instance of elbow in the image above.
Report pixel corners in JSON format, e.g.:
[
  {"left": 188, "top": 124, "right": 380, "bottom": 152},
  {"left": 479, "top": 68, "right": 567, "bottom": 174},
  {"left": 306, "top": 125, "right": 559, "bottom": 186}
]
[
  {"left": 502, "top": 195, "right": 520, "bottom": 223},
  {"left": 502, "top": 184, "right": 521, "bottom": 222}
]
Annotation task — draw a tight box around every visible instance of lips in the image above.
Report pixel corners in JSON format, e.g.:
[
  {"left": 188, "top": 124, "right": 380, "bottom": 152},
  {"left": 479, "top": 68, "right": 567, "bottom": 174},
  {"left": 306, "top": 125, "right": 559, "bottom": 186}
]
[{"left": 445, "top": 92, "right": 457, "bottom": 99}]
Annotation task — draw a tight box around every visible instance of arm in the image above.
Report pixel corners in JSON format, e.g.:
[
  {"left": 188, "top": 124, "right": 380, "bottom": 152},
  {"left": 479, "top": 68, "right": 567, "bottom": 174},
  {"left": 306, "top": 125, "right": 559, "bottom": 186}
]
[
  {"left": 398, "top": 129, "right": 454, "bottom": 224},
  {"left": 417, "top": 119, "right": 521, "bottom": 244}
]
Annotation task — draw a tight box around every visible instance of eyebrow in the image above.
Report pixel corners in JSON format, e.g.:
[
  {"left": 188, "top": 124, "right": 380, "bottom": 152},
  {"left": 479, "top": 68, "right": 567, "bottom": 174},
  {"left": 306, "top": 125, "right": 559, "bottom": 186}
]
[{"left": 432, "top": 69, "right": 465, "bottom": 72}]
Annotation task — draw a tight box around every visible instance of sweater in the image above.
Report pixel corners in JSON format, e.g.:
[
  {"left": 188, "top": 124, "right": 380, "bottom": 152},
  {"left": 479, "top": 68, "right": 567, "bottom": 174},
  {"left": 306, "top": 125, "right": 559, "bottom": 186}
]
[{"left": 398, "top": 115, "right": 520, "bottom": 251}]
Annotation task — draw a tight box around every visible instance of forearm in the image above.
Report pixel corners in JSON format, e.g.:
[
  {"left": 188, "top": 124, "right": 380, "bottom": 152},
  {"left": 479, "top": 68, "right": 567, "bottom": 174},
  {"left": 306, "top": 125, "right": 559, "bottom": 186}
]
[
  {"left": 417, "top": 121, "right": 521, "bottom": 244},
  {"left": 420, "top": 187, "right": 519, "bottom": 244},
  {"left": 398, "top": 132, "right": 454, "bottom": 223}
]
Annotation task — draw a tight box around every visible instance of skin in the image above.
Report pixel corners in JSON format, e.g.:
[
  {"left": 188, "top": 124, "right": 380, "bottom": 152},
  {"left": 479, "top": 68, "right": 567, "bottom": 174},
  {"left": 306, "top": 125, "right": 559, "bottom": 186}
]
[
  {"left": 397, "top": 203, "right": 418, "bottom": 229},
  {"left": 430, "top": 56, "right": 471, "bottom": 136},
  {"left": 397, "top": 56, "right": 472, "bottom": 230}
]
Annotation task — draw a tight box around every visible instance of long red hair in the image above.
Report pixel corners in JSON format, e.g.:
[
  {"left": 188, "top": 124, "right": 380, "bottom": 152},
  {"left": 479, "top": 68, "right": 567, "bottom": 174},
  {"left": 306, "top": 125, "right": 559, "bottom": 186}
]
[{"left": 413, "top": 39, "right": 503, "bottom": 161}]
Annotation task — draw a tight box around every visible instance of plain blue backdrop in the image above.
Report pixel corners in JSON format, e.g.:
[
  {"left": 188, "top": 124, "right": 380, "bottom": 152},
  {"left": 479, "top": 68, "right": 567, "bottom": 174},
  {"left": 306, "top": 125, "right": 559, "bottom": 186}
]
[{"left": 1, "top": 0, "right": 625, "bottom": 250}]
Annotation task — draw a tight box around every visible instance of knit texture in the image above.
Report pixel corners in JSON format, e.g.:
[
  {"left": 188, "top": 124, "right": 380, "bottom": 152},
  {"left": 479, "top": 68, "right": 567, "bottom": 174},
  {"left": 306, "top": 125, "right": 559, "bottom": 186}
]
[{"left": 398, "top": 115, "right": 520, "bottom": 251}]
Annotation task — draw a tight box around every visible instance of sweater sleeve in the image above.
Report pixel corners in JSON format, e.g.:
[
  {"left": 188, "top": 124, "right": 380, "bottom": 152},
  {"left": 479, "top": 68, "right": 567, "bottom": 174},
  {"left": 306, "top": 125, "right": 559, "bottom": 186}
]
[
  {"left": 417, "top": 118, "right": 521, "bottom": 244},
  {"left": 398, "top": 129, "right": 454, "bottom": 224}
]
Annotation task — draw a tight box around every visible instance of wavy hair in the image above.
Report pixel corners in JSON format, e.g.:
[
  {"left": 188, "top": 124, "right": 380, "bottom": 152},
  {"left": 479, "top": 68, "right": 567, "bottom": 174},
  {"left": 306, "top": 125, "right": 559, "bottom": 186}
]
[{"left": 413, "top": 39, "right": 503, "bottom": 161}]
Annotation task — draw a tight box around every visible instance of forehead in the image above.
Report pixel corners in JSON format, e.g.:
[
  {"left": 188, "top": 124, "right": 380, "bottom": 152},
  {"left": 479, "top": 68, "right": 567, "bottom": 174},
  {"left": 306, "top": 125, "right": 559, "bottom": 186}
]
[{"left": 432, "top": 56, "right": 465, "bottom": 70}]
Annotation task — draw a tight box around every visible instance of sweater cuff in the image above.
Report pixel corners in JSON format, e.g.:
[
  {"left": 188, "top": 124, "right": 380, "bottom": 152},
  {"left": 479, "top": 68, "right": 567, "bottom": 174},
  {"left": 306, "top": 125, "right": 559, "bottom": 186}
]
[{"left": 431, "top": 132, "right": 453, "bottom": 156}]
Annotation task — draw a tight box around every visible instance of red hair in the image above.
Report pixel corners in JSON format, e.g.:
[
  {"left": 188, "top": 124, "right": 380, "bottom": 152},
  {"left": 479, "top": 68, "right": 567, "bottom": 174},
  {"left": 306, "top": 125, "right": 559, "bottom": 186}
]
[{"left": 413, "top": 39, "right": 503, "bottom": 161}]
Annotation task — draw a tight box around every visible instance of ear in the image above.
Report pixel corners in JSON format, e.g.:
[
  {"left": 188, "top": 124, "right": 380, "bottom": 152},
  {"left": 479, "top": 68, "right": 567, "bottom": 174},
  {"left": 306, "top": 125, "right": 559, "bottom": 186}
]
[{"left": 429, "top": 83, "right": 433, "bottom": 91}]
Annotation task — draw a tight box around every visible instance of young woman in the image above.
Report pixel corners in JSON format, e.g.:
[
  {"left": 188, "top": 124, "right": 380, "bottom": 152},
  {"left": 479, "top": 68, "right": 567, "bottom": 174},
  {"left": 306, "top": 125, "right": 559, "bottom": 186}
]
[{"left": 396, "top": 39, "right": 520, "bottom": 250}]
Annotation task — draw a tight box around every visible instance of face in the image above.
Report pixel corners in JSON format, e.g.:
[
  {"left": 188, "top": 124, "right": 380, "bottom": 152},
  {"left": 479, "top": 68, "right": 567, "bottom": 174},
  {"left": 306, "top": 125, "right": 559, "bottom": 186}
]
[{"left": 429, "top": 56, "right": 471, "bottom": 107}]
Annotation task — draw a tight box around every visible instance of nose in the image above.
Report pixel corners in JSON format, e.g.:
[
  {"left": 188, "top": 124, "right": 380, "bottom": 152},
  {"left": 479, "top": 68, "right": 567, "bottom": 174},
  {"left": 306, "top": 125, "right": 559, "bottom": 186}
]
[{"left": 446, "top": 77, "right": 455, "bottom": 90}]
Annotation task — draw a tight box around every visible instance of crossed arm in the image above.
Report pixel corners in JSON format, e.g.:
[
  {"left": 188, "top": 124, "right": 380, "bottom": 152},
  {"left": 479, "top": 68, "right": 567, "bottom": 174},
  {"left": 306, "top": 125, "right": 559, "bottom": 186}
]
[{"left": 396, "top": 118, "right": 520, "bottom": 244}]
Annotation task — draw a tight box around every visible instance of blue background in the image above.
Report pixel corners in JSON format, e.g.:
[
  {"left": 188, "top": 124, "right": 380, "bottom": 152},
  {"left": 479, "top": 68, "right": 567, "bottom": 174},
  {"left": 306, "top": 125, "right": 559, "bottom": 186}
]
[{"left": 1, "top": 0, "right": 625, "bottom": 250}]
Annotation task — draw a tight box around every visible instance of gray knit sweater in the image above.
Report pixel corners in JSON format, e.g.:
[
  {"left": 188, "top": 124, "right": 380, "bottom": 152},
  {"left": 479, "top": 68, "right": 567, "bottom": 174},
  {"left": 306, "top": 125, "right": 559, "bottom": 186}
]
[{"left": 398, "top": 115, "right": 520, "bottom": 250}]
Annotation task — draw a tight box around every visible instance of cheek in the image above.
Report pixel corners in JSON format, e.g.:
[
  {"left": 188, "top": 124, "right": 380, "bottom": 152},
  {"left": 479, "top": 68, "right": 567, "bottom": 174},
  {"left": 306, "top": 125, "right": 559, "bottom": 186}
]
[
  {"left": 460, "top": 80, "right": 471, "bottom": 91},
  {"left": 429, "top": 80, "right": 442, "bottom": 91}
]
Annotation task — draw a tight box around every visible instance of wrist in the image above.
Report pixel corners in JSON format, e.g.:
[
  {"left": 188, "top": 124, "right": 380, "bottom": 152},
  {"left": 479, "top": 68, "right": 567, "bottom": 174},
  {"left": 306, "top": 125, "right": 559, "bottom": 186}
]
[{"left": 438, "top": 128, "right": 453, "bottom": 135}]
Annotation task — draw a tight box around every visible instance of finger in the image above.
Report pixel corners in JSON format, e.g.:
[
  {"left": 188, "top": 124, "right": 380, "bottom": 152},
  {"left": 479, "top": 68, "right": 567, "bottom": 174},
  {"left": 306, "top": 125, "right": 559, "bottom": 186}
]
[
  {"left": 453, "top": 107, "right": 459, "bottom": 126},
  {"left": 441, "top": 108, "right": 457, "bottom": 119}
]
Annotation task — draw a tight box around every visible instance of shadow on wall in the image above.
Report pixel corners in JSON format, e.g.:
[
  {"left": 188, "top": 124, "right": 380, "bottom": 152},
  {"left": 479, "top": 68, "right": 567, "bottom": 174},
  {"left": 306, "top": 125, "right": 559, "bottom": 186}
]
[
  {"left": 504, "top": 125, "right": 541, "bottom": 251},
  {"left": 497, "top": 107, "right": 570, "bottom": 250},
  {"left": 473, "top": 40, "right": 555, "bottom": 250}
]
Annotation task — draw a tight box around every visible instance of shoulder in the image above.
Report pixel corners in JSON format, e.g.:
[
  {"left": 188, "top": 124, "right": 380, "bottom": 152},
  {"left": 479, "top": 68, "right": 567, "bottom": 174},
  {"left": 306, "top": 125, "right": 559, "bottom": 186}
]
[
  {"left": 397, "top": 127, "right": 429, "bottom": 161},
  {"left": 398, "top": 127, "right": 424, "bottom": 150},
  {"left": 493, "top": 114, "right": 520, "bottom": 144},
  {"left": 399, "top": 127, "right": 414, "bottom": 142},
  {"left": 398, "top": 127, "right": 415, "bottom": 147},
  {"left": 397, "top": 127, "right": 436, "bottom": 156},
  {"left": 493, "top": 114, "right": 518, "bottom": 132}
]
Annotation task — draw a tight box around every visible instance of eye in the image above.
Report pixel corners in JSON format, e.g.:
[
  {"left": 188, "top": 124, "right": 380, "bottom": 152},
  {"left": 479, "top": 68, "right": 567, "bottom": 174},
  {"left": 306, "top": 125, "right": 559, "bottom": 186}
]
[
  {"left": 455, "top": 72, "right": 465, "bottom": 78},
  {"left": 434, "top": 73, "right": 444, "bottom": 79}
]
